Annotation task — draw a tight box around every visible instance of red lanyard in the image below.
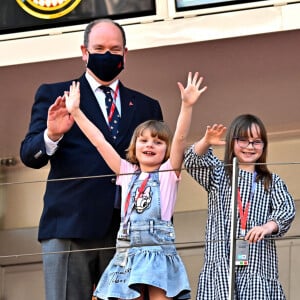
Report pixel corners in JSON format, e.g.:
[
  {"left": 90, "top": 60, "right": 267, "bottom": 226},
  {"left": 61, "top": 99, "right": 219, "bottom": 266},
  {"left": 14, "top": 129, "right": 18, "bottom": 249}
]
[
  {"left": 237, "top": 190, "right": 250, "bottom": 236},
  {"left": 107, "top": 84, "right": 119, "bottom": 123},
  {"left": 124, "top": 174, "right": 150, "bottom": 216},
  {"left": 237, "top": 172, "right": 256, "bottom": 236}
]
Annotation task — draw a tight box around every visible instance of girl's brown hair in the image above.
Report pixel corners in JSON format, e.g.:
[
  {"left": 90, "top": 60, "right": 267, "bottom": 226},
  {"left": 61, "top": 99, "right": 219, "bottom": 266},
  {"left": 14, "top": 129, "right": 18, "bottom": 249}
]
[
  {"left": 126, "top": 120, "right": 172, "bottom": 165},
  {"left": 224, "top": 114, "right": 272, "bottom": 189}
]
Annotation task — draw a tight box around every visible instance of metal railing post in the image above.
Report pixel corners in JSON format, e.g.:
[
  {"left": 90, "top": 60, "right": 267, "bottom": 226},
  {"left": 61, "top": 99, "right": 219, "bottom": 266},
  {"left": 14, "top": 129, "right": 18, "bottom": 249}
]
[{"left": 228, "top": 157, "right": 239, "bottom": 300}]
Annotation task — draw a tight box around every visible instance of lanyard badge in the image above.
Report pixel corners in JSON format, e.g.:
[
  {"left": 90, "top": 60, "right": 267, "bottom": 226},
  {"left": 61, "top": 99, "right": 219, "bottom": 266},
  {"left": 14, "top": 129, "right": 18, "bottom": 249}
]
[{"left": 235, "top": 239, "right": 249, "bottom": 266}]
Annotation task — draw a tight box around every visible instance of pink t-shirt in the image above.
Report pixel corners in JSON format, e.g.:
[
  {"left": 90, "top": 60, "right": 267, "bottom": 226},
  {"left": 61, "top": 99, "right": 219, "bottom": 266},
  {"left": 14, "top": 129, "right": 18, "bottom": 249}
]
[{"left": 116, "top": 159, "right": 181, "bottom": 221}]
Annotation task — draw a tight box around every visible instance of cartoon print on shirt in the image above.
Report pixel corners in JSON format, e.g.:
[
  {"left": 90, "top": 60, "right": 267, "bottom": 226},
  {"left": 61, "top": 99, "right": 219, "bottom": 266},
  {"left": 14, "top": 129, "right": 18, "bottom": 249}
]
[{"left": 134, "top": 186, "right": 152, "bottom": 213}]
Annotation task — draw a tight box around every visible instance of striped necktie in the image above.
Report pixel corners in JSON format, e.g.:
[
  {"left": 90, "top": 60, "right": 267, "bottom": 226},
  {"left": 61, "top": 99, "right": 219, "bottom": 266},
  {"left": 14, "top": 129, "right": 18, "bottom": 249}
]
[{"left": 100, "top": 86, "right": 120, "bottom": 140}]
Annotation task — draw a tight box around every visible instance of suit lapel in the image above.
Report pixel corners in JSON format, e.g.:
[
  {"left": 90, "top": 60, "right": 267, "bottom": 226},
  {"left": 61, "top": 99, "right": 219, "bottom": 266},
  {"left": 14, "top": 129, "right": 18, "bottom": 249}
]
[{"left": 117, "top": 82, "right": 136, "bottom": 142}]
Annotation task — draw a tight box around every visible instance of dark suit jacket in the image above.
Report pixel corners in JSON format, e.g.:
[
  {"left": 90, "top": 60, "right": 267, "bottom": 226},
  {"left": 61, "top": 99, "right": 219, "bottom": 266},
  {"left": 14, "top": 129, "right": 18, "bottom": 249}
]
[{"left": 20, "top": 74, "right": 163, "bottom": 241}]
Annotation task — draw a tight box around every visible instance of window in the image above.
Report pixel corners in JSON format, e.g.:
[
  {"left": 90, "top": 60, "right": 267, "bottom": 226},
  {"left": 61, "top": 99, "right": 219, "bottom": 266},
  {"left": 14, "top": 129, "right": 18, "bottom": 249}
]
[
  {"left": 175, "top": 0, "right": 265, "bottom": 11},
  {"left": 0, "top": 0, "right": 156, "bottom": 35}
]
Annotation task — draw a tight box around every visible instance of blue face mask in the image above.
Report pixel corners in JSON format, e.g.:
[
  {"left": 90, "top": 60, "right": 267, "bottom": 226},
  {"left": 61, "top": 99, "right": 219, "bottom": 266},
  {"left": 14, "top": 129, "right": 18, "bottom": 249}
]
[{"left": 87, "top": 51, "right": 124, "bottom": 82}]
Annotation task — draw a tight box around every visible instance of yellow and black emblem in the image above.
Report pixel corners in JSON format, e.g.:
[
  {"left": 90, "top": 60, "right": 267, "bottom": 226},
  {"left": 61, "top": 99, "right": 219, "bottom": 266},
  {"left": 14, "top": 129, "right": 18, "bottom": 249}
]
[{"left": 16, "top": 0, "right": 82, "bottom": 19}]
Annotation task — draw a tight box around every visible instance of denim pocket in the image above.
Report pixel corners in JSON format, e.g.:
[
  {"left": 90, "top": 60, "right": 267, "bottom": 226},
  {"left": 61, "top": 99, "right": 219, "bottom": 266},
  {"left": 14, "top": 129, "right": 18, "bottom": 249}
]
[{"left": 151, "top": 226, "right": 175, "bottom": 244}]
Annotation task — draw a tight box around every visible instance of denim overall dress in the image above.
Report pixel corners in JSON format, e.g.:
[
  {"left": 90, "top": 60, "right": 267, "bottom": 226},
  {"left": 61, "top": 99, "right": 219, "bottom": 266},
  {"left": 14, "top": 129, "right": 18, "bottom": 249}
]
[{"left": 94, "top": 171, "right": 191, "bottom": 300}]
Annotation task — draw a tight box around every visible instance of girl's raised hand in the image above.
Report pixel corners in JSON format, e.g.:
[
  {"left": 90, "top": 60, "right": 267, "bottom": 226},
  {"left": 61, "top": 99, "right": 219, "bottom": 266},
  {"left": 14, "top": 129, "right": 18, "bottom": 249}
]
[
  {"left": 177, "top": 71, "right": 207, "bottom": 106},
  {"left": 65, "top": 81, "right": 80, "bottom": 115},
  {"left": 204, "top": 124, "right": 227, "bottom": 146}
]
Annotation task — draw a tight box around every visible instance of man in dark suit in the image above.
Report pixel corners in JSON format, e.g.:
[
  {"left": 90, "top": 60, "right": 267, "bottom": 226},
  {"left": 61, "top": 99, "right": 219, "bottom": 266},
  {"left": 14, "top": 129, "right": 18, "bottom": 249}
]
[{"left": 20, "top": 19, "right": 163, "bottom": 300}]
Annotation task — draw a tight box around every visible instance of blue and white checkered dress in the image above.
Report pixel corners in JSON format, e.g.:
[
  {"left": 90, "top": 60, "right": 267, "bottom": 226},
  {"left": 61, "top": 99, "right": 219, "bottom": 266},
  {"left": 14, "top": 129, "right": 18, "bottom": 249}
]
[{"left": 184, "top": 146, "right": 295, "bottom": 300}]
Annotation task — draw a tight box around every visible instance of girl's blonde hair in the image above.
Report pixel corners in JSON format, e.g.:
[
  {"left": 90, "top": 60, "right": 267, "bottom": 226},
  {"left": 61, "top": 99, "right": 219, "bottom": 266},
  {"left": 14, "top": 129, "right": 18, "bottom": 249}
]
[{"left": 126, "top": 120, "right": 172, "bottom": 165}]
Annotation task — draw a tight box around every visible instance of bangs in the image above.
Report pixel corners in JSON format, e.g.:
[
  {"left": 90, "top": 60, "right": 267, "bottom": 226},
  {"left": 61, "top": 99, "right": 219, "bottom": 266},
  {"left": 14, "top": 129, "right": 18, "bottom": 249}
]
[
  {"left": 137, "top": 121, "right": 171, "bottom": 142},
  {"left": 235, "top": 122, "right": 261, "bottom": 139}
]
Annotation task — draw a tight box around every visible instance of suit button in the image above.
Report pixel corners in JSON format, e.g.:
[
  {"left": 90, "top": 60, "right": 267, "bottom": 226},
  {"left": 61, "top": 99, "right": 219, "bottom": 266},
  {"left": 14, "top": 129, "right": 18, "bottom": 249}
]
[{"left": 111, "top": 178, "right": 116, "bottom": 184}]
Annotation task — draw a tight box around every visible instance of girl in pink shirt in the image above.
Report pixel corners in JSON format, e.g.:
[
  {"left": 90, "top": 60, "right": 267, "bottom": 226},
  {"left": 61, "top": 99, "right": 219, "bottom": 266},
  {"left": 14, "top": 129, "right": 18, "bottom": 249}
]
[{"left": 65, "top": 72, "right": 207, "bottom": 300}]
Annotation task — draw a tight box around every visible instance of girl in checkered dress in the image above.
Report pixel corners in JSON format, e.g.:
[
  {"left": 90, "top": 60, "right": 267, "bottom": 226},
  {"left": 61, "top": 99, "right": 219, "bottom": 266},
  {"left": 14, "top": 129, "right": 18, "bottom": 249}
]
[{"left": 184, "top": 114, "right": 295, "bottom": 300}]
